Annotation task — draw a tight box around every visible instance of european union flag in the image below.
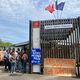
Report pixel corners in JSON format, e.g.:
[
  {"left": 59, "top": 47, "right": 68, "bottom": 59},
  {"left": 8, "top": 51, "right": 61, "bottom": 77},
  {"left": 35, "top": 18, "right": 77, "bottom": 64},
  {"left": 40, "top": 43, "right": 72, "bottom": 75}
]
[{"left": 55, "top": 1, "right": 65, "bottom": 11}]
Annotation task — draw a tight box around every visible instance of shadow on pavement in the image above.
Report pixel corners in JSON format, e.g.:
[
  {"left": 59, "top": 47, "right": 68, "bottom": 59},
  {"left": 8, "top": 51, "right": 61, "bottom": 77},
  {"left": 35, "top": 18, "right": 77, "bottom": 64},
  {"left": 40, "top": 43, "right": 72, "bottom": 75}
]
[
  {"left": 9, "top": 73, "right": 23, "bottom": 76},
  {"left": 0, "top": 65, "right": 24, "bottom": 77}
]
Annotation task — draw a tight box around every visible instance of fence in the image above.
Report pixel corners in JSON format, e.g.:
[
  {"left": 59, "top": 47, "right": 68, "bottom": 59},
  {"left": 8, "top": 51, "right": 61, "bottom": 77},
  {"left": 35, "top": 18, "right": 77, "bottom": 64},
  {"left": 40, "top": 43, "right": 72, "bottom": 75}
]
[{"left": 30, "top": 17, "right": 80, "bottom": 76}]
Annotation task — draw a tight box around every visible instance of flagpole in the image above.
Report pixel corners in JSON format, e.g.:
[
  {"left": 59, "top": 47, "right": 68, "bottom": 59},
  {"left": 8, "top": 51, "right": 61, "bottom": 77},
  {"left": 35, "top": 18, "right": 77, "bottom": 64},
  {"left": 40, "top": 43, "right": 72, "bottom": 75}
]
[
  {"left": 53, "top": 12, "right": 56, "bottom": 19},
  {"left": 60, "top": 11, "right": 63, "bottom": 19},
  {"left": 53, "top": 0, "right": 56, "bottom": 19},
  {"left": 57, "top": 0, "right": 58, "bottom": 19},
  {"left": 52, "top": 1, "right": 56, "bottom": 19},
  {"left": 51, "top": 0, "right": 56, "bottom": 19},
  {"left": 59, "top": 0, "right": 66, "bottom": 19}
]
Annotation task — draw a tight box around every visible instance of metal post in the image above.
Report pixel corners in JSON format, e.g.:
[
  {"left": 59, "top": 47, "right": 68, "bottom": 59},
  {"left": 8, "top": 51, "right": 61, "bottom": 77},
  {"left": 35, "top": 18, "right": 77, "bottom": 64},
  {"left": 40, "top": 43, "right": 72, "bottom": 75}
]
[{"left": 29, "top": 20, "right": 32, "bottom": 73}]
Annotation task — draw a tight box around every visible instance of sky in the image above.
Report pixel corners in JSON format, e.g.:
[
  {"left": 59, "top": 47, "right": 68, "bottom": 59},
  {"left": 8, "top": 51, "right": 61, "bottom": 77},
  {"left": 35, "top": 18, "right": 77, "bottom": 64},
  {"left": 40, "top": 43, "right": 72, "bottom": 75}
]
[{"left": 0, "top": 0, "right": 80, "bottom": 44}]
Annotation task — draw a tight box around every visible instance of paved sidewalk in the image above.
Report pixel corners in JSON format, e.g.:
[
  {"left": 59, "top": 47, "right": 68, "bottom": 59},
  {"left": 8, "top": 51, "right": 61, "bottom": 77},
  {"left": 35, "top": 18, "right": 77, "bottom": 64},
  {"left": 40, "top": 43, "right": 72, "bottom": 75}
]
[
  {"left": 0, "top": 66, "right": 80, "bottom": 80},
  {"left": 0, "top": 73, "right": 80, "bottom": 80}
]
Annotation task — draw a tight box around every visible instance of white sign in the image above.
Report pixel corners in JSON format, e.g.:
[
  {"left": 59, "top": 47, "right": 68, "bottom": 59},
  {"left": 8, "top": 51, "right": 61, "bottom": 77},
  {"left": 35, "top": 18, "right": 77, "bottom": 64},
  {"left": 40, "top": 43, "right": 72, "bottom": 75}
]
[
  {"left": 44, "top": 24, "right": 73, "bottom": 29},
  {"left": 33, "top": 28, "right": 40, "bottom": 48},
  {"left": 33, "top": 65, "right": 40, "bottom": 73}
]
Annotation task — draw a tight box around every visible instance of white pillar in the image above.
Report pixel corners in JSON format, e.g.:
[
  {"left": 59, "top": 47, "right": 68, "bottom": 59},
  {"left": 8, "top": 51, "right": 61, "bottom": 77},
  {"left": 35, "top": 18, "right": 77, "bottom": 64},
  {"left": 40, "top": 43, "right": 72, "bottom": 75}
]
[{"left": 32, "top": 21, "right": 41, "bottom": 73}]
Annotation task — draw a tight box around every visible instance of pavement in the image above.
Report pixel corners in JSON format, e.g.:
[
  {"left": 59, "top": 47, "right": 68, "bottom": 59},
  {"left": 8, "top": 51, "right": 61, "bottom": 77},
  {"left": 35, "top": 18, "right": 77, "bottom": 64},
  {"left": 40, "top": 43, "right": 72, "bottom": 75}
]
[{"left": 0, "top": 66, "right": 80, "bottom": 80}]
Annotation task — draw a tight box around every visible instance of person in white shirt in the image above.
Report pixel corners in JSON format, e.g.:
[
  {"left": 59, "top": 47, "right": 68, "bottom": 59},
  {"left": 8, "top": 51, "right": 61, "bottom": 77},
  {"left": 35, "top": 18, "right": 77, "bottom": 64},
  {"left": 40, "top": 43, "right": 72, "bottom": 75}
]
[
  {"left": 10, "top": 50, "right": 17, "bottom": 73},
  {"left": 4, "top": 50, "right": 9, "bottom": 70}
]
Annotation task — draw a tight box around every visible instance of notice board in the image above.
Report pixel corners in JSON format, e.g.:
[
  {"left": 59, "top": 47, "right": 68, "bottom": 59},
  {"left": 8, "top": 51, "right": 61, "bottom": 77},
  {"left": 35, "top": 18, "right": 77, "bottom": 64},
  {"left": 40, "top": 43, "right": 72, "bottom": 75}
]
[{"left": 31, "top": 48, "right": 41, "bottom": 64}]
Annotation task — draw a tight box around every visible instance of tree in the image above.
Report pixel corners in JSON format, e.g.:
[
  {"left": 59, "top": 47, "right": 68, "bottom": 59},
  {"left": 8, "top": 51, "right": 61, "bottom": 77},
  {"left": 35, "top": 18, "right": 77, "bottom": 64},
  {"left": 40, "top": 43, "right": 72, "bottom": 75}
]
[{"left": 0, "top": 39, "right": 12, "bottom": 47}]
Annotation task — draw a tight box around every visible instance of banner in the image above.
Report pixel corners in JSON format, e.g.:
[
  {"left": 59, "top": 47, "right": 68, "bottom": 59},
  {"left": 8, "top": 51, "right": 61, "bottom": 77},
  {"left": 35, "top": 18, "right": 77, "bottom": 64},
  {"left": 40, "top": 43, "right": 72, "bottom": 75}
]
[{"left": 31, "top": 48, "right": 41, "bottom": 64}]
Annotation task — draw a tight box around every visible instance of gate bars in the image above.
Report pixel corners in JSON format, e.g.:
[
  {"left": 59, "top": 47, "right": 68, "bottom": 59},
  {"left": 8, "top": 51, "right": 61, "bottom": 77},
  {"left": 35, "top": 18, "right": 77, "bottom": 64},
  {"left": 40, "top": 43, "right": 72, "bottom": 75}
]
[{"left": 40, "top": 18, "right": 80, "bottom": 60}]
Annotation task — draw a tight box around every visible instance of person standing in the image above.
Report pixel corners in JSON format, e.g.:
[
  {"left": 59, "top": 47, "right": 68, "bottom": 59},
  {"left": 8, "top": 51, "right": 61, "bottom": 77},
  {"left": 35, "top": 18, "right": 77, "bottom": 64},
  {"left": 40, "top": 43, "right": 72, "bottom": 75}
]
[
  {"left": 8, "top": 50, "right": 12, "bottom": 72},
  {"left": 20, "top": 50, "right": 24, "bottom": 71},
  {"left": 4, "top": 50, "right": 9, "bottom": 71},
  {"left": 10, "top": 50, "right": 17, "bottom": 73},
  {"left": 22, "top": 51, "right": 28, "bottom": 73},
  {"left": 16, "top": 52, "right": 22, "bottom": 72}
]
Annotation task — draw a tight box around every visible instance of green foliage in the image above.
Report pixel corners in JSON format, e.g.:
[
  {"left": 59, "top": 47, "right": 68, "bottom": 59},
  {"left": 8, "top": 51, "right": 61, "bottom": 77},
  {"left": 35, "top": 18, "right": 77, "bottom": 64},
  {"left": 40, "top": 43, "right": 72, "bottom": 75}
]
[{"left": 0, "top": 39, "right": 12, "bottom": 47}]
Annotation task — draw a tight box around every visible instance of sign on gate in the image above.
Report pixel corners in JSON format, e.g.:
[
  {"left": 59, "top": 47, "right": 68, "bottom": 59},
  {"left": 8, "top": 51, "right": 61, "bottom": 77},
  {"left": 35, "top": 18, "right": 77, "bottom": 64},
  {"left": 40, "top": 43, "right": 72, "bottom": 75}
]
[
  {"left": 31, "top": 48, "right": 41, "bottom": 64},
  {"left": 44, "top": 24, "right": 73, "bottom": 29}
]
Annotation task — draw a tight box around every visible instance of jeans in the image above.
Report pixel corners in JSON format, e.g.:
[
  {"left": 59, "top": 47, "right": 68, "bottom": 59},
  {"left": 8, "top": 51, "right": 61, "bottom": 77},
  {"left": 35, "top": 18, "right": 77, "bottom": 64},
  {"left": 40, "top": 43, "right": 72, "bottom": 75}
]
[
  {"left": 23, "top": 60, "right": 27, "bottom": 73},
  {"left": 4, "top": 59, "right": 9, "bottom": 70},
  {"left": 16, "top": 61, "right": 22, "bottom": 71},
  {"left": 8, "top": 61, "right": 11, "bottom": 71},
  {"left": 11, "top": 61, "right": 16, "bottom": 73}
]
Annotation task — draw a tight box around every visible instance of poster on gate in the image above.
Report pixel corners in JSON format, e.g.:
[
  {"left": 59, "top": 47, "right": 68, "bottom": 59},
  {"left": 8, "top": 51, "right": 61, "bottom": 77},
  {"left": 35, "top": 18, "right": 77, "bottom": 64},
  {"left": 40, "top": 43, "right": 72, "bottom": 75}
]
[{"left": 30, "top": 48, "right": 41, "bottom": 64}]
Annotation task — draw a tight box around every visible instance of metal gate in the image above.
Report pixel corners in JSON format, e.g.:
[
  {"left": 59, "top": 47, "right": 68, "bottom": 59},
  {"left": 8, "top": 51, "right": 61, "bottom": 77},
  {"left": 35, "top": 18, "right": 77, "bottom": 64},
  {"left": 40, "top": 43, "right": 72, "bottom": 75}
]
[{"left": 29, "top": 17, "right": 80, "bottom": 76}]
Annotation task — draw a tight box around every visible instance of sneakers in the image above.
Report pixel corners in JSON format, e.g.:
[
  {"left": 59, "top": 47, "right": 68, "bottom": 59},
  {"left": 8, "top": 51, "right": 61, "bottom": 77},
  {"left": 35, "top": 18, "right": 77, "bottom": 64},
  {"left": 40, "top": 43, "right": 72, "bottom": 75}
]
[
  {"left": 13, "top": 72, "right": 16, "bottom": 74},
  {"left": 10, "top": 72, "right": 13, "bottom": 74},
  {"left": 10, "top": 72, "right": 16, "bottom": 74}
]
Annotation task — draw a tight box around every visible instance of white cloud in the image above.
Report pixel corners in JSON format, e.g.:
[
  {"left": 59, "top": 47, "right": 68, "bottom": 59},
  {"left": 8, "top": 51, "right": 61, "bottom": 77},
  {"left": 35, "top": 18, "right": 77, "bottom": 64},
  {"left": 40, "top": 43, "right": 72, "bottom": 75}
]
[{"left": 0, "top": 0, "right": 80, "bottom": 43}]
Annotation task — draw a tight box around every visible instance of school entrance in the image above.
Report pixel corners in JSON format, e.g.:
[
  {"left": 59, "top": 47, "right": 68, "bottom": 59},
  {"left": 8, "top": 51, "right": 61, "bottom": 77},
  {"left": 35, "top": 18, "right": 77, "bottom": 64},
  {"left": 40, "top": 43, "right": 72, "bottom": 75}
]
[{"left": 29, "top": 17, "right": 80, "bottom": 76}]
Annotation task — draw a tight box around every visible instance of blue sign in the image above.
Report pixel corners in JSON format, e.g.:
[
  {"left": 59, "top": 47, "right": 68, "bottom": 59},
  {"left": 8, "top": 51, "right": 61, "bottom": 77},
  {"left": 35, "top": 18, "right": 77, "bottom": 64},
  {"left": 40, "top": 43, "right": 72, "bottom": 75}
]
[{"left": 31, "top": 48, "right": 41, "bottom": 64}]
